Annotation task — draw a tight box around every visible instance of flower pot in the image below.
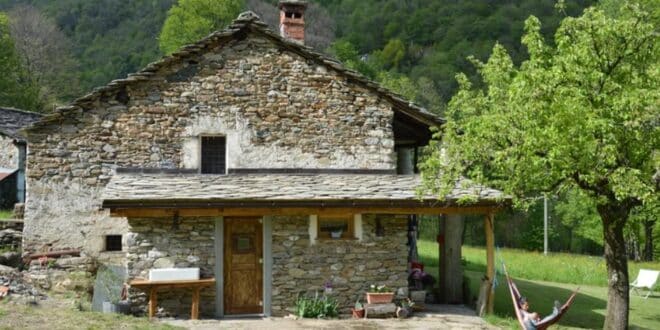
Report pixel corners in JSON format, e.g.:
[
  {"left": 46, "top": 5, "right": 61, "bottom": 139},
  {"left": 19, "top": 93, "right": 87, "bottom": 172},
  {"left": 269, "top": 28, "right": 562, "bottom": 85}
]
[
  {"left": 330, "top": 230, "right": 342, "bottom": 239},
  {"left": 396, "top": 306, "right": 410, "bottom": 318},
  {"left": 352, "top": 308, "right": 365, "bottom": 318},
  {"left": 366, "top": 292, "right": 394, "bottom": 304}
]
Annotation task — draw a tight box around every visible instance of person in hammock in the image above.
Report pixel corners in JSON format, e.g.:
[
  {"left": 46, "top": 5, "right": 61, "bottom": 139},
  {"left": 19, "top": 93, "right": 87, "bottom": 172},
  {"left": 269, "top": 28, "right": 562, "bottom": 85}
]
[{"left": 518, "top": 297, "right": 561, "bottom": 330}]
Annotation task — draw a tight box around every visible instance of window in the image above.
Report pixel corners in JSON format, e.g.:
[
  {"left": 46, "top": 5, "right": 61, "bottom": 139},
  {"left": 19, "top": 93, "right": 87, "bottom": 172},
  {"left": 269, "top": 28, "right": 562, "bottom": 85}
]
[
  {"left": 318, "top": 215, "right": 354, "bottom": 240},
  {"left": 201, "top": 136, "right": 226, "bottom": 174},
  {"left": 105, "top": 235, "right": 122, "bottom": 252}
]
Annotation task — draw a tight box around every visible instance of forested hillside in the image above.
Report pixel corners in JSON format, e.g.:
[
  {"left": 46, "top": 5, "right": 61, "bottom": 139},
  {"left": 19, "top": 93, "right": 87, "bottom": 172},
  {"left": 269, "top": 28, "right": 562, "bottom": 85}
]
[
  {"left": 0, "top": 0, "right": 593, "bottom": 111},
  {"left": 2, "top": 0, "right": 655, "bottom": 259}
]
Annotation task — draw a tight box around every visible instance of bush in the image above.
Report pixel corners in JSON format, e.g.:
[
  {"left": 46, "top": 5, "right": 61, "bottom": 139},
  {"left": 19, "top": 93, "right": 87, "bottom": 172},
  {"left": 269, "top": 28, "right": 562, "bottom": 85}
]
[{"left": 294, "top": 292, "right": 339, "bottom": 318}]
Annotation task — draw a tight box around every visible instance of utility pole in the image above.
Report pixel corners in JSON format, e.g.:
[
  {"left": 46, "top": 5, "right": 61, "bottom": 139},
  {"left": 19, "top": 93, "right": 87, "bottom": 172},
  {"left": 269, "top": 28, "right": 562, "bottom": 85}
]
[{"left": 544, "top": 195, "right": 548, "bottom": 256}]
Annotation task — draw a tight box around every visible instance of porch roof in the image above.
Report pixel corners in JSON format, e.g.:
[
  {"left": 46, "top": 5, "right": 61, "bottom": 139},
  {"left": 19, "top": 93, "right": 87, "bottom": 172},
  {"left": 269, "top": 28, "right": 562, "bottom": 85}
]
[{"left": 101, "top": 173, "right": 506, "bottom": 210}]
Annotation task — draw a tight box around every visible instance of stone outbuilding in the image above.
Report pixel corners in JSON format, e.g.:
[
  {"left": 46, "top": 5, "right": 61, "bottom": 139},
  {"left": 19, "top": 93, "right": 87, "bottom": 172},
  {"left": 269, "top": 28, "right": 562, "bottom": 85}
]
[
  {"left": 0, "top": 107, "right": 42, "bottom": 210},
  {"left": 21, "top": 3, "right": 506, "bottom": 319}
]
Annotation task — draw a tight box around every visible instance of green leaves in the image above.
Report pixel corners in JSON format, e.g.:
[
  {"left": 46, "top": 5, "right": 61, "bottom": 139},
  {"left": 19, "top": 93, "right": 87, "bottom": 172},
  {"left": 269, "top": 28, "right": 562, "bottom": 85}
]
[
  {"left": 422, "top": 2, "right": 658, "bottom": 208},
  {"left": 159, "top": 0, "right": 244, "bottom": 55},
  {"left": 0, "top": 12, "right": 41, "bottom": 111}
]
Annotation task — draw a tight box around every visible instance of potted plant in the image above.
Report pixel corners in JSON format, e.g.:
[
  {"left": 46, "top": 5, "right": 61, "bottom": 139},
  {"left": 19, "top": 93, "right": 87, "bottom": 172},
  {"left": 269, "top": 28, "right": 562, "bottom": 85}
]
[
  {"left": 366, "top": 284, "right": 394, "bottom": 304},
  {"left": 396, "top": 298, "right": 414, "bottom": 318},
  {"left": 330, "top": 229, "right": 343, "bottom": 239},
  {"left": 351, "top": 299, "right": 365, "bottom": 318}
]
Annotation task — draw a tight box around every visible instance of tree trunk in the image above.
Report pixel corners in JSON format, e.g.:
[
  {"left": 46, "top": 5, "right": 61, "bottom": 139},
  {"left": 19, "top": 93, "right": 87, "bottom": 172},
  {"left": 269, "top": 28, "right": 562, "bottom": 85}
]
[
  {"left": 643, "top": 220, "right": 655, "bottom": 262},
  {"left": 597, "top": 203, "right": 631, "bottom": 330}
]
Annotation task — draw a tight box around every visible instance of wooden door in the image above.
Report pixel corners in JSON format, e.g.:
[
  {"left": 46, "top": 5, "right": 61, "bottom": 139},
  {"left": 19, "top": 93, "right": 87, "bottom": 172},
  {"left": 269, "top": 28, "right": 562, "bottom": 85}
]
[{"left": 224, "top": 217, "right": 263, "bottom": 314}]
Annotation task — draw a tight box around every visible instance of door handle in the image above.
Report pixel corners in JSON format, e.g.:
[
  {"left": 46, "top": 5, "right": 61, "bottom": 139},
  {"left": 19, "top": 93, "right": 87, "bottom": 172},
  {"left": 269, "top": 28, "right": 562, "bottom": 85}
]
[{"left": 259, "top": 258, "right": 263, "bottom": 264}]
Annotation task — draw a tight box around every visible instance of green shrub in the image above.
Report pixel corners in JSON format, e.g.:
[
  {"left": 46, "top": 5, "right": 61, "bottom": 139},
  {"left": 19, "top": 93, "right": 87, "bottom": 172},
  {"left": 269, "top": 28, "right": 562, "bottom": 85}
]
[{"left": 294, "top": 292, "right": 339, "bottom": 319}]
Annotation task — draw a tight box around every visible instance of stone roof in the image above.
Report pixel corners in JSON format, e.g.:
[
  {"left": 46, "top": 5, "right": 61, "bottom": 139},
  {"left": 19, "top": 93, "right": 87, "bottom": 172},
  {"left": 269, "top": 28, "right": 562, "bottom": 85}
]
[
  {"left": 102, "top": 173, "right": 505, "bottom": 208},
  {"left": 28, "top": 11, "right": 443, "bottom": 133},
  {"left": 0, "top": 107, "right": 43, "bottom": 140}
]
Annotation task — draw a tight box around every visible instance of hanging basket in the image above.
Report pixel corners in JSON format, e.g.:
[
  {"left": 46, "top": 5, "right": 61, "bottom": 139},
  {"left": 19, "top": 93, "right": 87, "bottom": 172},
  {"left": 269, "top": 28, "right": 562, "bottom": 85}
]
[{"left": 366, "top": 292, "right": 394, "bottom": 304}]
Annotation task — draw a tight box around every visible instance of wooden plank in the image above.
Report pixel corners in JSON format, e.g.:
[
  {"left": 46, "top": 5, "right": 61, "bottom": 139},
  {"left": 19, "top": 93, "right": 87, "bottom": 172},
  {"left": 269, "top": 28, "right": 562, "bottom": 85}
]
[
  {"left": 110, "top": 206, "right": 501, "bottom": 218},
  {"left": 484, "top": 212, "right": 495, "bottom": 314}
]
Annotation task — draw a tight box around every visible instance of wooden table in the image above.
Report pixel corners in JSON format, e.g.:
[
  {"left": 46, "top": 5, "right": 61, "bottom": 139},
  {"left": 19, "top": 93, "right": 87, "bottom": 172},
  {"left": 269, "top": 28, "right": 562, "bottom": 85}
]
[{"left": 129, "top": 278, "right": 215, "bottom": 319}]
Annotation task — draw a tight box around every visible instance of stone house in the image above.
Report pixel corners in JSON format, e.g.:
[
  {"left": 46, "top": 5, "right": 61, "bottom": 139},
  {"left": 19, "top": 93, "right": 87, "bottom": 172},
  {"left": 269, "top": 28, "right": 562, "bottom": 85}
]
[
  {"left": 22, "top": 2, "right": 504, "bottom": 318},
  {"left": 0, "top": 107, "right": 42, "bottom": 210}
]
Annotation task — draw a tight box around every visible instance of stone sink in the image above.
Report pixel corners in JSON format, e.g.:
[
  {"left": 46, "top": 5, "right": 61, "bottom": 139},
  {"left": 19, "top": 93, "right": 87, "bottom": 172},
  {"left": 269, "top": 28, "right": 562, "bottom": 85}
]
[{"left": 149, "top": 268, "right": 200, "bottom": 281}]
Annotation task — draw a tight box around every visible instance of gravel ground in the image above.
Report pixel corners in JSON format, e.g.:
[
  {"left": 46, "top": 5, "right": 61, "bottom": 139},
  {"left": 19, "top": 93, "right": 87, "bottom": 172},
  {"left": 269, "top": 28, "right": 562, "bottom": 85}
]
[{"left": 163, "top": 305, "right": 499, "bottom": 330}]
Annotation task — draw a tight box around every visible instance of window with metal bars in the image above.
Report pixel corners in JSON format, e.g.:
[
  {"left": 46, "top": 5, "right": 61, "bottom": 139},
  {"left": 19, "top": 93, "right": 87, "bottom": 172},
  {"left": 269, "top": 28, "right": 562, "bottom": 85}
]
[
  {"left": 105, "top": 235, "right": 122, "bottom": 252},
  {"left": 201, "top": 136, "right": 227, "bottom": 174}
]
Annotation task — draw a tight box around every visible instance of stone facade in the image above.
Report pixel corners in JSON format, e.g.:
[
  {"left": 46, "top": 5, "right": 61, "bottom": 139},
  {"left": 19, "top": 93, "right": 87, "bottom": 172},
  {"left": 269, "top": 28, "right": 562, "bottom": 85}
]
[
  {"left": 271, "top": 215, "right": 408, "bottom": 316},
  {"left": 126, "top": 217, "right": 216, "bottom": 317},
  {"left": 0, "top": 135, "right": 17, "bottom": 170},
  {"left": 123, "top": 215, "right": 408, "bottom": 317},
  {"left": 24, "top": 35, "right": 395, "bottom": 255}
]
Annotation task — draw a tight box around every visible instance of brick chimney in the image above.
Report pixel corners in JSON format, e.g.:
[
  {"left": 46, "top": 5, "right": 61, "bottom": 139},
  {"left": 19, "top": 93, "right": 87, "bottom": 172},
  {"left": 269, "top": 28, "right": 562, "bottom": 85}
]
[{"left": 279, "top": 0, "right": 307, "bottom": 45}]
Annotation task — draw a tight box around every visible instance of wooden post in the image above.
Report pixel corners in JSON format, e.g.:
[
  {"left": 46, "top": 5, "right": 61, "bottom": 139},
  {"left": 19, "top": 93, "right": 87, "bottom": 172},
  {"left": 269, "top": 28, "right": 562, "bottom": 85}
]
[
  {"left": 191, "top": 287, "right": 200, "bottom": 320},
  {"left": 437, "top": 215, "right": 445, "bottom": 303},
  {"left": 484, "top": 212, "right": 495, "bottom": 314},
  {"left": 148, "top": 288, "right": 157, "bottom": 318}
]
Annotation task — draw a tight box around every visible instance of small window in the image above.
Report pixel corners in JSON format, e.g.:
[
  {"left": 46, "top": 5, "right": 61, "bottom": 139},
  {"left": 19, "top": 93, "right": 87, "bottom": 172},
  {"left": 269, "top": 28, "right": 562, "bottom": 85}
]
[
  {"left": 318, "top": 215, "right": 354, "bottom": 240},
  {"left": 201, "top": 136, "right": 226, "bottom": 174},
  {"left": 105, "top": 235, "right": 122, "bottom": 252},
  {"left": 233, "top": 235, "right": 254, "bottom": 254}
]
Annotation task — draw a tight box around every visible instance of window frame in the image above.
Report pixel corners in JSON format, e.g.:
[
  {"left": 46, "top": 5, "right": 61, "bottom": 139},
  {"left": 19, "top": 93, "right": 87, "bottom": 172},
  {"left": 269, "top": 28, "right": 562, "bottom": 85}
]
[
  {"left": 317, "top": 214, "right": 355, "bottom": 240},
  {"left": 199, "top": 134, "right": 228, "bottom": 175}
]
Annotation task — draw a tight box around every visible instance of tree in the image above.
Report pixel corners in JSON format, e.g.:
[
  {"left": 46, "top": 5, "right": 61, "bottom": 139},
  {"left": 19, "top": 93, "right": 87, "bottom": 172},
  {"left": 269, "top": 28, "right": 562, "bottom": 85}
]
[
  {"left": 420, "top": 3, "right": 658, "bottom": 329},
  {"left": 0, "top": 12, "right": 40, "bottom": 111},
  {"left": 8, "top": 5, "right": 80, "bottom": 109},
  {"left": 159, "top": 0, "right": 244, "bottom": 55}
]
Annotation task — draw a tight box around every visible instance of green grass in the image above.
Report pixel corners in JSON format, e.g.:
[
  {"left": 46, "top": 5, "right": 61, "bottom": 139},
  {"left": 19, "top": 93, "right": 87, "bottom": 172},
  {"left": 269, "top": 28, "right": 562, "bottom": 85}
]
[
  {"left": 418, "top": 240, "right": 660, "bottom": 329},
  {"left": 0, "top": 210, "right": 12, "bottom": 220},
  {"left": 0, "top": 299, "right": 181, "bottom": 330}
]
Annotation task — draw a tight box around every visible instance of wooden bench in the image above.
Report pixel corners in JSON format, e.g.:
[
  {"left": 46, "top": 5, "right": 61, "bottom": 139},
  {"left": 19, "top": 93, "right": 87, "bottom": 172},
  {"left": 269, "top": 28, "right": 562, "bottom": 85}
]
[{"left": 129, "top": 278, "right": 215, "bottom": 319}]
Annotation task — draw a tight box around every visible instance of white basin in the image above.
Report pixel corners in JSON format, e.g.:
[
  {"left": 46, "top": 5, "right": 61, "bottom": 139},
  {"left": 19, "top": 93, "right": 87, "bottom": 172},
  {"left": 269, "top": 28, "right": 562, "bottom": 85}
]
[{"left": 149, "top": 268, "right": 200, "bottom": 281}]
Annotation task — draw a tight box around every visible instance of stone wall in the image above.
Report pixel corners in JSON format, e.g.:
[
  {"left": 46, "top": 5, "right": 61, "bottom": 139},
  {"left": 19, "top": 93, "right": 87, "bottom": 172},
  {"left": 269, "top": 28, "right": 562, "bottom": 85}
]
[
  {"left": 271, "top": 215, "right": 408, "bottom": 316},
  {"left": 0, "top": 135, "right": 17, "bottom": 169},
  {"left": 126, "top": 217, "right": 216, "bottom": 317},
  {"left": 24, "top": 34, "right": 396, "bottom": 255}
]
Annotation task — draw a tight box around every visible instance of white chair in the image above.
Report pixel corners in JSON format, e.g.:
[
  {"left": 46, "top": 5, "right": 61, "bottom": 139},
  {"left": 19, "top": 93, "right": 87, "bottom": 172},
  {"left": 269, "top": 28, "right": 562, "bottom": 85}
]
[{"left": 630, "top": 269, "right": 659, "bottom": 299}]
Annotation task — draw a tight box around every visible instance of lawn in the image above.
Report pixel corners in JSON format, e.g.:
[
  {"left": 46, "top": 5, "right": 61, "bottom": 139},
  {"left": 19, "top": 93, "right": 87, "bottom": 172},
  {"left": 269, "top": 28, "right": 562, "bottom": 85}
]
[
  {"left": 0, "top": 297, "right": 181, "bottom": 330},
  {"left": 418, "top": 240, "right": 660, "bottom": 329},
  {"left": 0, "top": 210, "right": 12, "bottom": 220}
]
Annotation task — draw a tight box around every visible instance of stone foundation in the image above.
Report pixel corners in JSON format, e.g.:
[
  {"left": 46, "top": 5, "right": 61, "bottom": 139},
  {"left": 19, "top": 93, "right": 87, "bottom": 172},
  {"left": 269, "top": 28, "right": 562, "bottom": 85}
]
[{"left": 126, "top": 217, "right": 216, "bottom": 318}]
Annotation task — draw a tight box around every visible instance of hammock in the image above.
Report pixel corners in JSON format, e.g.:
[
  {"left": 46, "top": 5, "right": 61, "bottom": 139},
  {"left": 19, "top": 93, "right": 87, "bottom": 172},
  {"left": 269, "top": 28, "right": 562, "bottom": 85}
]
[{"left": 504, "top": 266, "right": 579, "bottom": 330}]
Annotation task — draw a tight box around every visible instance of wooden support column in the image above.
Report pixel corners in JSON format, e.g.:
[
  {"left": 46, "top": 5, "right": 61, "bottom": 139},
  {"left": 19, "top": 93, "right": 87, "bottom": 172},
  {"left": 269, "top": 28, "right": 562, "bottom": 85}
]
[
  {"left": 443, "top": 214, "right": 464, "bottom": 304},
  {"left": 484, "top": 212, "right": 495, "bottom": 314}
]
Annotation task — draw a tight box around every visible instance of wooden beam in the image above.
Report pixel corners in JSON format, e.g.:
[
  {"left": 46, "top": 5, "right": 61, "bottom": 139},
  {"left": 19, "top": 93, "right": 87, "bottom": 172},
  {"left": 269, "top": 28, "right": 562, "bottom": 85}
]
[
  {"left": 484, "top": 212, "right": 495, "bottom": 314},
  {"left": 109, "top": 206, "right": 501, "bottom": 218}
]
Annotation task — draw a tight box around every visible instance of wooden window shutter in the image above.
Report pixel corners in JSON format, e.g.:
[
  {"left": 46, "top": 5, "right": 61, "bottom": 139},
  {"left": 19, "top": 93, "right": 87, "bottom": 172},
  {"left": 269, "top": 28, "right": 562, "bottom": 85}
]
[{"left": 201, "top": 136, "right": 226, "bottom": 174}]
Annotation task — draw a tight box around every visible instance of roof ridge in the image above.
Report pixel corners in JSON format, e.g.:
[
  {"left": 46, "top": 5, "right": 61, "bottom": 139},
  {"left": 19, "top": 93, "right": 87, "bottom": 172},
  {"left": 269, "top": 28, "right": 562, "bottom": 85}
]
[
  {"left": 28, "top": 11, "right": 443, "bottom": 133},
  {"left": 0, "top": 107, "right": 44, "bottom": 117}
]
